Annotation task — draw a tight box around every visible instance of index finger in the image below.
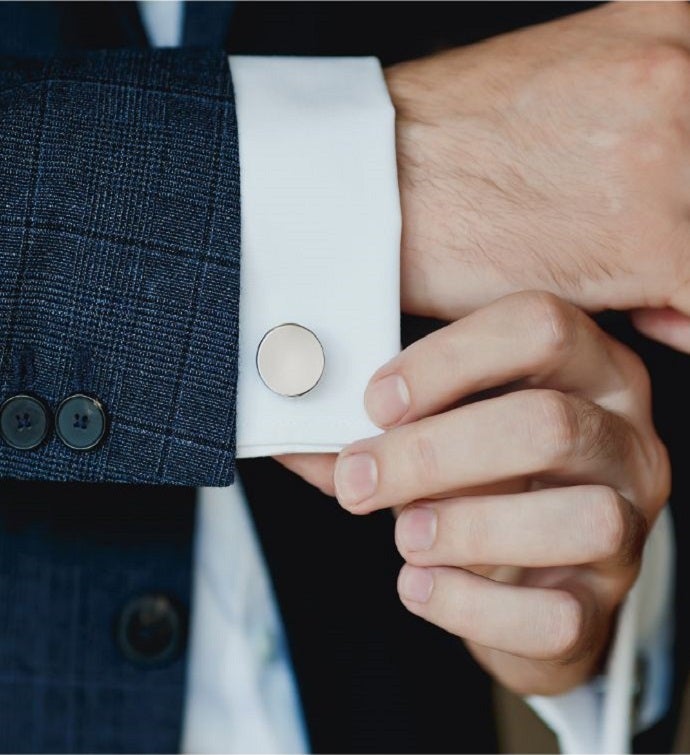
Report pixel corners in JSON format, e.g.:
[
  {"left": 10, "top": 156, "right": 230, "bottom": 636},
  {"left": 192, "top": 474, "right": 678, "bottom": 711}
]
[{"left": 364, "top": 291, "right": 639, "bottom": 429}]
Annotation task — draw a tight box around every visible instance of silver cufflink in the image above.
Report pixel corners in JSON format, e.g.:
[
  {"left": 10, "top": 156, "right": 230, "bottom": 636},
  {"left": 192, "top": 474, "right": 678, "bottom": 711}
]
[{"left": 256, "top": 323, "right": 325, "bottom": 397}]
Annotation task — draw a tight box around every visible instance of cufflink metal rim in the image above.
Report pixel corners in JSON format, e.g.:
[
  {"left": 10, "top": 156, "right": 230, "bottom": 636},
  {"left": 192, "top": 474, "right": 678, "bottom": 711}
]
[{"left": 256, "top": 322, "right": 325, "bottom": 398}]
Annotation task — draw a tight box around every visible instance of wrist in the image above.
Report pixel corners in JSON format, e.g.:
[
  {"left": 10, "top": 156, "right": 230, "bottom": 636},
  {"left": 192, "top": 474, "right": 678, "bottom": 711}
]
[
  {"left": 384, "top": 62, "right": 435, "bottom": 319},
  {"left": 385, "top": 57, "right": 502, "bottom": 321}
]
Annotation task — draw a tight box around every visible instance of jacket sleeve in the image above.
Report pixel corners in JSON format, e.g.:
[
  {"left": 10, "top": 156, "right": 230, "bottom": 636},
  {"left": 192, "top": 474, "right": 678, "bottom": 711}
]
[{"left": 0, "top": 49, "right": 241, "bottom": 486}]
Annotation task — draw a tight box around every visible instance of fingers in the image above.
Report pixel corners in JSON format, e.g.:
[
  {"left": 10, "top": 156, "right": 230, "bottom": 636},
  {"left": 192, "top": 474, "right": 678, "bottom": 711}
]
[
  {"left": 397, "top": 564, "right": 596, "bottom": 662},
  {"left": 631, "top": 306, "right": 690, "bottom": 354},
  {"left": 274, "top": 453, "right": 337, "bottom": 496},
  {"left": 395, "top": 485, "right": 647, "bottom": 573},
  {"left": 334, "top": 388, "right": 643, "bottom": 513},
  {"left": 365, "top": 291, "right": 642, "bottom": 429}
]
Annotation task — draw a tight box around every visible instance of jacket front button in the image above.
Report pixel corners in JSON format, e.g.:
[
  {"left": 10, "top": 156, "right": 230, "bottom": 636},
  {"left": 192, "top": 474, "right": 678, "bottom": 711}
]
[
  {"left": 116, "top": 594, "right": 186, "bottom": 666},
  {"left": 55, "top": 393, "right": 107, "bottom": 450},
  {"left": 0, "top": 394, "right": 50, "bottom": 450}
]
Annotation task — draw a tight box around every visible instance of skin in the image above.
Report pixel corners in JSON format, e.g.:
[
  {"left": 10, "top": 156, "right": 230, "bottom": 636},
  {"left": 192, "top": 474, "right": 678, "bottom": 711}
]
[
  {"left": 280, "top": 291, "right": 670, "bottom": 695},
  {"left": 388, "top": 2, "right": 690, "bottom": 351},
  {"left": 279, "top": 2, "right": 685, "bottom": 696}
]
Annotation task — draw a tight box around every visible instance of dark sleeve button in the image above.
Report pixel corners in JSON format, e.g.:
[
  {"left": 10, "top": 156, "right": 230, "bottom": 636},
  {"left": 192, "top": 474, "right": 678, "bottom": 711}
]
[
  {"left": 116, "top": 593, "right": 186, "bottom": 666},
  {"left": 55, "top": 393, "right": 107, "bottom": 450},
  {"left": 0, "top": 394, "right": 50, "bottom": 450}
]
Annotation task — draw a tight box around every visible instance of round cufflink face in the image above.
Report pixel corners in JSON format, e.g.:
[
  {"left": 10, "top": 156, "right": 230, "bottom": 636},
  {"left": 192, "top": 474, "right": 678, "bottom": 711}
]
[
  {"left": 256, "top": 323, "right": 325, "bottom": 397},
  {"left": 55, "top": 393, "right": 107, "bottom": 450},
  {"left": 0, "top": 394, "right": 50, "bottom": 450}
]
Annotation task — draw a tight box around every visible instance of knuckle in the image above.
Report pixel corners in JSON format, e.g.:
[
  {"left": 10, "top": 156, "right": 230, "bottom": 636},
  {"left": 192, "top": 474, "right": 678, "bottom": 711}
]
[
  {"left": 545, "top": 592, "right": 586, "bottom": 661},
  {"left": 589, "top": 487, "right": 645, "bottom": 566},
  {"left": 630, "top": 43, "right": 690, "bottom": 105},
  {"left": 579, "top": 401, "right": 632, "bottom": 467},
  {"left": 617, "top": 344, "right": 651, "bottom": 400},
  {"left": 523, "top": 291, "right": 576, "bottom": 360},
  {"left": 654, "top": 1, "right": 690, "bottom": 26},
  {"left": 642, "top": 434, "right": 672, "bottom": 512},
  {"left": 526, "top": 390, "right": 580, "bottom": 465},
  {"left": 588, "top": 486, "right": 626, "bottom": 558}
]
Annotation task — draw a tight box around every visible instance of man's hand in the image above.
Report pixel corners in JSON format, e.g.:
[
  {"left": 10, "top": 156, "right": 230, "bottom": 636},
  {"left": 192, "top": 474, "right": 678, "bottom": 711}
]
[
  {"left": 387, "top": 2, "right": 690, "bottom": 351},
  {"left": 329, "top": 291, "right": 669, "bottom": 695}
]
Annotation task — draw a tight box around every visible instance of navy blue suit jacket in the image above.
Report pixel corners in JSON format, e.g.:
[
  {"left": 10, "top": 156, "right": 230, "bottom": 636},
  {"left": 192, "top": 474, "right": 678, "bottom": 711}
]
[{"left": 0, "top": 3, "right": 685, "bottom": 754}]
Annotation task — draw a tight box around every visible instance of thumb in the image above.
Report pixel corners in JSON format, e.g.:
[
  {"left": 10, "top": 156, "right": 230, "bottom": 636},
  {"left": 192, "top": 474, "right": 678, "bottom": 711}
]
[
  {"left": 631, "top": 307, "right": 690, "bottom": 354},
  {"left": 273, "top": 453, "right": 337, "bottom": 497}
]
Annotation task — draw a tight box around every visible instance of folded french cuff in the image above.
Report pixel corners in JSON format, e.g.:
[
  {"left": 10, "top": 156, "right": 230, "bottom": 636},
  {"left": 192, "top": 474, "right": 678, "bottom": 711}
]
[{"left": 230, "top": 56, "right": 401, "bottom": 458}]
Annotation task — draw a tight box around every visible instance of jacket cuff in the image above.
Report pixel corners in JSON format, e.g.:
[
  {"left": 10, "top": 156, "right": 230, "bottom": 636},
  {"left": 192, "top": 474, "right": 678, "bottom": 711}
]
[{"left": 0, "top": 50, "right": 240, "bottom": 485}]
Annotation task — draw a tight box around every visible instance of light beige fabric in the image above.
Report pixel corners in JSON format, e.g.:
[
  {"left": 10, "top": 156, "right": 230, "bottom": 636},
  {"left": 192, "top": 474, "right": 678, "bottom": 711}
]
[
  {"left": 496, "top": 673, "right": 690, "bottom": 754},
  {"left": 494, "top": 684, "right": 559, "bottom": 754},
  {"left": 673, "top": 673, "right": 690, "bottom": 753}
]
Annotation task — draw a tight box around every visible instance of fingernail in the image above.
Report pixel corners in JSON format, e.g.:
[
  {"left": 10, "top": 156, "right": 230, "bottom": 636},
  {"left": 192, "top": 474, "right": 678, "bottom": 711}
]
[
  {"left": 365, "top": 374, "right": 410, "bottom": 427},
  {"left": 334, "top": 452, "right": 378, "bottom": 508},
  {"left": 397, "top": 506, "right": 437, "bottom": 551},
  {"left": 398, "top": 565, "right": 434, "bottom": 604}
]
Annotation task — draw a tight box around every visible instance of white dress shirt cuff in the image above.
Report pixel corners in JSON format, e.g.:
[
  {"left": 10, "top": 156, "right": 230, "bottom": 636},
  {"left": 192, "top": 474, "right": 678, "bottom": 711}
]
[
  {"left": 229, "top": 56, "right": 401, "bottom": 458},
  {"left": 526, "top": 506, "right": 675, "bottom": 754}
]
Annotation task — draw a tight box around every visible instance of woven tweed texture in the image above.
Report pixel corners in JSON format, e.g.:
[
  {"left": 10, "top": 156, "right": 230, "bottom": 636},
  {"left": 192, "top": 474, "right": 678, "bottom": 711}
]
[{"left": 0, "top": 49, "right": 241, "bottom": 485}]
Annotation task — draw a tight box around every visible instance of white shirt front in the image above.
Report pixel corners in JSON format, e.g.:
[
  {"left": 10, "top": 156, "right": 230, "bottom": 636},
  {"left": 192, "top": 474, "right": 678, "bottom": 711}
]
[
  {"left": 181, "top": 482, "right": 309, "bottom": 753},
  {"left": 138, "top": 3, "right": 675, "bottom": 753}
]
